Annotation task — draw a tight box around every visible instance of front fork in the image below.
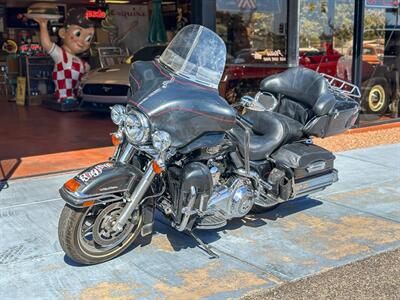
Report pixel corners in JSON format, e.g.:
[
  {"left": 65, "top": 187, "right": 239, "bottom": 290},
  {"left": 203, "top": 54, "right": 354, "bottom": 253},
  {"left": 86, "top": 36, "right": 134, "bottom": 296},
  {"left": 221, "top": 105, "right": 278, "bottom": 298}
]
[{"left": 112, "top": 160, "right": 156, "bottom": 232}]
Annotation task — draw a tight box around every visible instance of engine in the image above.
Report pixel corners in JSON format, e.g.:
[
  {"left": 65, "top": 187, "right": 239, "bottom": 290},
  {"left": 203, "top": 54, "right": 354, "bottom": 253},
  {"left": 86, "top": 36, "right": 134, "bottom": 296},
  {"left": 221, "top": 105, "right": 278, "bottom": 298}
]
[
  {"left": 167, "top": 158, "right": 257, "bottom": 231},
  {"left": 206, "top": 173, "right": 256, "bottom": 220}
]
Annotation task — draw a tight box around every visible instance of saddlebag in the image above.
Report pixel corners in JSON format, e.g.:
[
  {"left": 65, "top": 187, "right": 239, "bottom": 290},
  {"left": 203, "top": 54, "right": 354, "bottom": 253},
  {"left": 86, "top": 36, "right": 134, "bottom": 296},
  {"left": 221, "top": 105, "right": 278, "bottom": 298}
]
[{"left": 271, "top": 142, "right": 335, "bottom": 180}]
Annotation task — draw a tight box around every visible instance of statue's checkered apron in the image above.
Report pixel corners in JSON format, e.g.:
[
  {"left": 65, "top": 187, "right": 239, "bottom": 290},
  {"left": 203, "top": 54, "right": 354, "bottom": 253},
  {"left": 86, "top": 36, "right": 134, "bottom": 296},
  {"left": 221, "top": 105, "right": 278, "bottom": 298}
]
[{"left": 48, "top": 44, "right": 86, "bottom": 101}]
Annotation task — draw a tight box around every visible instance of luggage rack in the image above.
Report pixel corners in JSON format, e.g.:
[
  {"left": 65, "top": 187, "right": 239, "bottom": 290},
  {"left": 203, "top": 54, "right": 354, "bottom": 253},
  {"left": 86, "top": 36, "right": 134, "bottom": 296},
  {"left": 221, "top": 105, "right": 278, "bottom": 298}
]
[{"left": 322, "top": 73, "right": 361, "bottom": 100}]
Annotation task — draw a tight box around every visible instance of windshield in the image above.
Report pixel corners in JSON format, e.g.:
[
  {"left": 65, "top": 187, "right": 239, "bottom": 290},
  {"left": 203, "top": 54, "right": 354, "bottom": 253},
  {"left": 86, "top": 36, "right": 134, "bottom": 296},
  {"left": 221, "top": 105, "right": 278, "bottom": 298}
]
[{"left": 159, "top": 25, "right": 226, "bottom": 89}]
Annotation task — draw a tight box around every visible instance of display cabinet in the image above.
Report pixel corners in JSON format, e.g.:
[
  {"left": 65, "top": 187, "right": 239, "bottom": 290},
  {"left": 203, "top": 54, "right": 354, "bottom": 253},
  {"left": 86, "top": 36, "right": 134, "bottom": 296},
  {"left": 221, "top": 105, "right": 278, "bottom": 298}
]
[{"left": 19, "top": 56, "right": 55, "bottom": 105}]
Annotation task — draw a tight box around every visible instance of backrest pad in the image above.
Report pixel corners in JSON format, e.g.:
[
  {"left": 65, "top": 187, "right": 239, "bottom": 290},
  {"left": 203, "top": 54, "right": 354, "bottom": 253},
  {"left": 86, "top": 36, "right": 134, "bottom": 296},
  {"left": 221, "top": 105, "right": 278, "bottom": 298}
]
[{"left": 260, "top": 67, "right": 336, "bottom": 117}]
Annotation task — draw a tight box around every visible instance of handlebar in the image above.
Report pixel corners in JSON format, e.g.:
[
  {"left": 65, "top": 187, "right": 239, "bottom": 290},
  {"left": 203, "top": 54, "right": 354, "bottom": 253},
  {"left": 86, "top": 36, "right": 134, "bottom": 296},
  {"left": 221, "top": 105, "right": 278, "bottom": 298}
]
[{"left": 232, "top": 95, "right": 255, "bottom": 108}]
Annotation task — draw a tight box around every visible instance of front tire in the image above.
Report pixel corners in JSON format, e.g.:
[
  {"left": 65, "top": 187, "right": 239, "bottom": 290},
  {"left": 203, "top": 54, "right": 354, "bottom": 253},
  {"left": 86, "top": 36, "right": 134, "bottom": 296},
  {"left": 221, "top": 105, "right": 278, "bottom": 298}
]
[{"left": 58, "top": 202, "right": 143, "bottom": 265}]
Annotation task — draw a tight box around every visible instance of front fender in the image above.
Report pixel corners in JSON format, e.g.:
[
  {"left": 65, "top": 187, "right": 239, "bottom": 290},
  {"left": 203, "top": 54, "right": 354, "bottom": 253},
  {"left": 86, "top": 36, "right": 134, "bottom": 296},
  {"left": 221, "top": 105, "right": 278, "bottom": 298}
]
[{"left": 59, "top": 161, "right": 142, "bottom": 208}]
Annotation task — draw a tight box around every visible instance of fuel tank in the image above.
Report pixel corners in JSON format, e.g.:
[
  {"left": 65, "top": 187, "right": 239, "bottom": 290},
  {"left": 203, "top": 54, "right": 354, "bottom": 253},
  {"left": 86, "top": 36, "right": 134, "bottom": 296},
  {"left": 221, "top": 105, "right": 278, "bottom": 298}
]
[{"left": 127, "top": 60, "right": 236, "bottom": 148}]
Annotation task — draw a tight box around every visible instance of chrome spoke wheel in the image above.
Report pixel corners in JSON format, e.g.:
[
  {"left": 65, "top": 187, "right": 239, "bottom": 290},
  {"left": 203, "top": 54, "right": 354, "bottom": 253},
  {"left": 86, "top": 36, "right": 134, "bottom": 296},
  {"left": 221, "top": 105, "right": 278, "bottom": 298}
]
[{"left": 77, "top": 202, "right": 141, "bottom": 254}]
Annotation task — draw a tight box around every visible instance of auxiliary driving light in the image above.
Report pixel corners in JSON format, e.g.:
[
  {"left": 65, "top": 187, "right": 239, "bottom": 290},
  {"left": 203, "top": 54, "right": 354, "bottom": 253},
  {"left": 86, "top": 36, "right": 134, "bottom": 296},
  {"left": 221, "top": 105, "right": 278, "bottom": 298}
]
[
  {"left": 152, "top": 130, "right": 172, "bottom": 152},
  {"left": 110, "top": 105, "right": 126, "bottom": 125}
]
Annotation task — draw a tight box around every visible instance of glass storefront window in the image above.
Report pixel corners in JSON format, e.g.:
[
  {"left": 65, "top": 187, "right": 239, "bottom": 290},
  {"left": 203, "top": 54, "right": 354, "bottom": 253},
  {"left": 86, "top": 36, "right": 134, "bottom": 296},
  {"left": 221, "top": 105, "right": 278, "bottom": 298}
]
[
  {"left": 216, "top": 0, "right": 288, "bottom": 65},
  {"left": 299, "top": 0, "right": 355, "bottom": 78},
  {"left": 360, "top": 6, "right": 399, "bottom": 120}
]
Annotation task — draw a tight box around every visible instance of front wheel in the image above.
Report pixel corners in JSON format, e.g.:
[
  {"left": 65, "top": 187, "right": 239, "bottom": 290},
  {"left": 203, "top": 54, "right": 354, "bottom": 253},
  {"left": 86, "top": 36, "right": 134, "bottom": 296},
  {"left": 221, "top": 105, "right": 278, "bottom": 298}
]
[{"left": 58, "top": 202, "right": 143, "bottom": 265}]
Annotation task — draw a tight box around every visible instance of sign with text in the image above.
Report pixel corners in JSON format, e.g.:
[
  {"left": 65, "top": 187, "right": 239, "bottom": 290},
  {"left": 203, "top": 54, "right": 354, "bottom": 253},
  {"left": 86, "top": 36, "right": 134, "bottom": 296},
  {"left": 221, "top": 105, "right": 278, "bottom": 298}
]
[
  {"left": 108, "top": 5, "right": 149, "bottom": 53},
  {"left": 252, "top": 49, "right": 287, "bottom": 63},
  {"left": 16, "top": 76, "right": 26, "bottom": 106},
  {"left": 86, "top": 9, "right": 107, "bottom": 19},
  {"left": 365, "top": 0, "right": 399, "bottom": 8}
]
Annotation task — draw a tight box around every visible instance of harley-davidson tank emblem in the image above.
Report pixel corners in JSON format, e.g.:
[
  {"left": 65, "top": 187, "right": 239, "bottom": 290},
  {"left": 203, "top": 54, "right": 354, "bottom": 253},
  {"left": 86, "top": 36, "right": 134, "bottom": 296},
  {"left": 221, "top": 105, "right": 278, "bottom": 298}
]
[{"left": 79, "top": 163, "right": 113, "bottom": 182}]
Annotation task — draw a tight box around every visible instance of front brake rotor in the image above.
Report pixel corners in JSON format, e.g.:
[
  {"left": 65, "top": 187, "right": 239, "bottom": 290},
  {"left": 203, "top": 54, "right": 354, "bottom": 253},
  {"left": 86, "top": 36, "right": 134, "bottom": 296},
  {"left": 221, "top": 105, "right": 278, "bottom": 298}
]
[{"left": 92, "top": 202, "right": 138, "bottom": 247}]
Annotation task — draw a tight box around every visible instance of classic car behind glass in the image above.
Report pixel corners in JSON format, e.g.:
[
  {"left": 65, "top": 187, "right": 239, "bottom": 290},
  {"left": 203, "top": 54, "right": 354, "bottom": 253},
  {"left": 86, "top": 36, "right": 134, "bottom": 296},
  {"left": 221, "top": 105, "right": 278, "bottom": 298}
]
[{"left": 80, "top": 45, "right": 166, "bottom": 111}]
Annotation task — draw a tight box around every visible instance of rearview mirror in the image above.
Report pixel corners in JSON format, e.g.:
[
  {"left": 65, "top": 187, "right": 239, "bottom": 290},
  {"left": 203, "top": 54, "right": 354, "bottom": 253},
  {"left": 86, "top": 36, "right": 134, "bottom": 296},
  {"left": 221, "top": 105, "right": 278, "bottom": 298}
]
[{"left": 254, "top": 92, "right": 278, "bottom": 111}]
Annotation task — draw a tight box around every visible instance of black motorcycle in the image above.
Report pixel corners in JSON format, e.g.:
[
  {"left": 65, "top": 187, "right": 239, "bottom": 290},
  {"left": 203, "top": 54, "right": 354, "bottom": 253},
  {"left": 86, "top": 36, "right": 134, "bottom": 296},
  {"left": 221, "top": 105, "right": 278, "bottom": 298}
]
[{"left": 58, "top": 25, "right": 361, "bottom": 265}]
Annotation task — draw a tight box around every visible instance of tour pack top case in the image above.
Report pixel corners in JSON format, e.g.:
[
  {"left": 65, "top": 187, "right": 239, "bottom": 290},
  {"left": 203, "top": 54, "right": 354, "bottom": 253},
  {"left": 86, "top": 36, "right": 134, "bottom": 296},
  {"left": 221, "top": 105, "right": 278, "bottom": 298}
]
[{"left": 260, "top": 67, "right": 360, "bottom": 138}]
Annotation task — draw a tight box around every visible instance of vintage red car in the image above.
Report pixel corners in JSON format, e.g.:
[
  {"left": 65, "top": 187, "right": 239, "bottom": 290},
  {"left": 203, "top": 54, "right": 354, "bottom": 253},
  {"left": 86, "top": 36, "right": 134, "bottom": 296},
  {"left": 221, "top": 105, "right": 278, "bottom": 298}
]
[
  {"left": 299, "top": 47, "right": 342, "bottom": 77},
  {"left": 219, "top": 44, "right": 343, "bottom": 103}
]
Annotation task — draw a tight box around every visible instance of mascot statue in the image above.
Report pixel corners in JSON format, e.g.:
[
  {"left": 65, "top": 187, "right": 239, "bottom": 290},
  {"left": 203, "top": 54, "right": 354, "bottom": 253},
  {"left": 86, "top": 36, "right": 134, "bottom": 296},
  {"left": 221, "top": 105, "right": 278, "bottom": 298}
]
[{"left": 32, "top": 6, "right": 94, "bottom": 108}]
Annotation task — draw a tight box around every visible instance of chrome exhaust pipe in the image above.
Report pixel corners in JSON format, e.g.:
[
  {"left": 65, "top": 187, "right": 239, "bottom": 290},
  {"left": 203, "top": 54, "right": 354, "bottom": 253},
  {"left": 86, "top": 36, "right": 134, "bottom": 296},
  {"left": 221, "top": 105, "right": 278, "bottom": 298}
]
[{"left": 292, "top": 170, "right": 338, "bottom": 198}]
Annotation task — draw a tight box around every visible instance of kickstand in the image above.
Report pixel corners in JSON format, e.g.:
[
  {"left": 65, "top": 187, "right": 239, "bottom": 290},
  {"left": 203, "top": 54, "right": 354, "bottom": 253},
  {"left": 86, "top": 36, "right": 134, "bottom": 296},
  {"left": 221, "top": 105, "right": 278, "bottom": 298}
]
[{"left": 186, "top": 230, "right": 219, "bottom": 259}]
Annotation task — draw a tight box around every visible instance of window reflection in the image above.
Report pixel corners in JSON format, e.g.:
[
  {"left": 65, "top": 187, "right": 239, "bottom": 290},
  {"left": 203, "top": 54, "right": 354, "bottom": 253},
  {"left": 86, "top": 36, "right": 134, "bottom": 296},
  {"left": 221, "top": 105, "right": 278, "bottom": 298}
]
[
  {"left": 299, "top": 0, "right": 355, "bottom": 78},
  {"left": 216, "top": 0, "right": 288, "bottom": 65},
  {"left": 361, "top": 7, "right": 399, "bottom": 119},
  {"left": 299, "top": 1, "right": 400, "bottom": 121}
]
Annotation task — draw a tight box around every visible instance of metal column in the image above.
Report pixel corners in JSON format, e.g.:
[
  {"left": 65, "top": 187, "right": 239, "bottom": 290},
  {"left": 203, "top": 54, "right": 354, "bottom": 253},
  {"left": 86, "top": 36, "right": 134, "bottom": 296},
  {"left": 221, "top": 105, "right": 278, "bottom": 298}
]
[
  {"left": 287, "top": 0, "right": 300, "bottom": 68},
  {"left": 352, "top": 0, "right": 365, "bottom": 88},
  {"left": 191, "top": 0, "right": 216, "bottom": 31}
]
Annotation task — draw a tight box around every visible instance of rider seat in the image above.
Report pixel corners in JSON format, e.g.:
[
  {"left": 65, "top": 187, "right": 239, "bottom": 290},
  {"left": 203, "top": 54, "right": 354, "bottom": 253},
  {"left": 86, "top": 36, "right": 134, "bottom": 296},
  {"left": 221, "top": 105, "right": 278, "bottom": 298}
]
[
  {"left": 261, "top": 67, "right": 337, "bottom": 119},
  {"left": 230, "top": 110, "right": 303, "bottom": 161}
]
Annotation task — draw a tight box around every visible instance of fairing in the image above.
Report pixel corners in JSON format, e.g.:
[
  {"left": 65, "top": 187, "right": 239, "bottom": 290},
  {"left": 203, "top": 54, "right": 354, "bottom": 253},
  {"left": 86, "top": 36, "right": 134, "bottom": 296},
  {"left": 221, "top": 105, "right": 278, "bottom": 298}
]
[
  {"left": 128, "top": 60, "right": 236, "bottom": 148},
  {"left": 126, "top": 25, "right": 235, "bottom": 149}
]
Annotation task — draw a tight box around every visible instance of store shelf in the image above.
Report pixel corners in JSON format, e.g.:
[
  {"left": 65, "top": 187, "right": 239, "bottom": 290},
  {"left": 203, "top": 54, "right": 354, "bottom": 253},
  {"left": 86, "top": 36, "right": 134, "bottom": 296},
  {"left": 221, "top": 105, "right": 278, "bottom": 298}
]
[
  {"left": 29, "top": 95, "right": 54, "bottom": 99},
  {"left": 19, "top": 56, "right": 56, "bottom": 106},
  {"left": 28, "top": 64, "right": 54, "bottom": 66}
]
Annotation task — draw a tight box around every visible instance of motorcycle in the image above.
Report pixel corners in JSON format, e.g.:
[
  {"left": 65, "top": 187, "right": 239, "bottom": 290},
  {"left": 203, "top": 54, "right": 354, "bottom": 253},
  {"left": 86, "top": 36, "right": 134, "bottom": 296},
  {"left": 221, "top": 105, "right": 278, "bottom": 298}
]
[{"left": 58, "top": 25, "right": 361, "bottom": 265}]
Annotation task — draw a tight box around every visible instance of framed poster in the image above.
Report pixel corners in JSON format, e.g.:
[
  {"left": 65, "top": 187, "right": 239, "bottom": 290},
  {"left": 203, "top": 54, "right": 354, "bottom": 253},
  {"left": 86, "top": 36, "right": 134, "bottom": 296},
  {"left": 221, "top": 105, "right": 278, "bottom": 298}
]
[{"left": 16, "top": 76, "right": 26, "bottom": 106}]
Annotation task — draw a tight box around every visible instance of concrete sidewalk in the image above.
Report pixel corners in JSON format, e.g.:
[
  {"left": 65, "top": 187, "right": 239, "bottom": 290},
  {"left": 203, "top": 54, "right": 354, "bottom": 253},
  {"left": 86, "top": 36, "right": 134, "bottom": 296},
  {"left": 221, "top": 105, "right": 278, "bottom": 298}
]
[{"left": 0, "top": 144, "right": 399, "bottom": 299}]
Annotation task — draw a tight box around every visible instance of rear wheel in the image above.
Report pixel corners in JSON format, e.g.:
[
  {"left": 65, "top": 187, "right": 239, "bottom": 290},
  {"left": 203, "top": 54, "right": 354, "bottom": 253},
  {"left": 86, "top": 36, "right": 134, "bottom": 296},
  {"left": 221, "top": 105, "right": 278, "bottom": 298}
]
[
  {"left": 362, "top": 78, "right": 389, "bottom": 115},
  {"left": 58, "top": 202, "right": 142, "bottom": 265}
]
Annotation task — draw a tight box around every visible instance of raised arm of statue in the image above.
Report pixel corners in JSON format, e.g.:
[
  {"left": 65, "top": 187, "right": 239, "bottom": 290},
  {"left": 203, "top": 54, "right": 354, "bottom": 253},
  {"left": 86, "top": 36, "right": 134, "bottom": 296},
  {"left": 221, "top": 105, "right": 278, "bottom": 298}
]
[{"left": 34, "top": 18, "right": 53, "bottom": 52}]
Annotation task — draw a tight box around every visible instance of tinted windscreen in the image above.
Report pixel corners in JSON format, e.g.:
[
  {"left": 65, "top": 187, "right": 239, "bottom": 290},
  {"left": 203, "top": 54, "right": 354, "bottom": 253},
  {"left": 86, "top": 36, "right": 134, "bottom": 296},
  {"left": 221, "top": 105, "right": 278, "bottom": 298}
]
[{"left": 159, "top": 25, "right": 227, "bottom": 88}]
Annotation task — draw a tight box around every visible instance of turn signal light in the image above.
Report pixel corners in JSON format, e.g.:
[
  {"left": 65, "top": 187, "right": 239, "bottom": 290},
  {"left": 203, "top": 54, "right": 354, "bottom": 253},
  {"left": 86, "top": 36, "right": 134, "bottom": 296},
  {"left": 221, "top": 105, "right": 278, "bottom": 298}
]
[
  {"left": 152, "top": 160, "right": 164, "bottom": 174},
  {"left": 111, "top": 133, "right": 122, "bottom": 146},
  {"left": 82, "top": 200, "right": 95, "bottom": 207},
  {"left": 64, "top": 178, "right": 80, "bottom": 193}
]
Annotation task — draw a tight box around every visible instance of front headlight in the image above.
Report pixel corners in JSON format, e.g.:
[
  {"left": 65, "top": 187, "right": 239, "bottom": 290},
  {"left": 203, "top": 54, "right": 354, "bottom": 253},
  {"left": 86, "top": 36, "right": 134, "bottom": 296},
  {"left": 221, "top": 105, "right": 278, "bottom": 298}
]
[
  {"left": 124, "top": 110, "right": 150, "bottom": 144},
  {"left": 110, "top": 105, "right": 126, "bottom": 125},
  {"left": 152, "top": 131, "right": 171, "bottom": 152}
]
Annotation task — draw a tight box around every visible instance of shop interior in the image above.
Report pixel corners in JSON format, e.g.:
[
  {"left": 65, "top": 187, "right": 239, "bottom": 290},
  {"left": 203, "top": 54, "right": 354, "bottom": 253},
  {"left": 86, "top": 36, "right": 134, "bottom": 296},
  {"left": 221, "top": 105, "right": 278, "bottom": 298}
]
[{"left": 0, "top": 0, "right": 191, "bottom": 166}]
